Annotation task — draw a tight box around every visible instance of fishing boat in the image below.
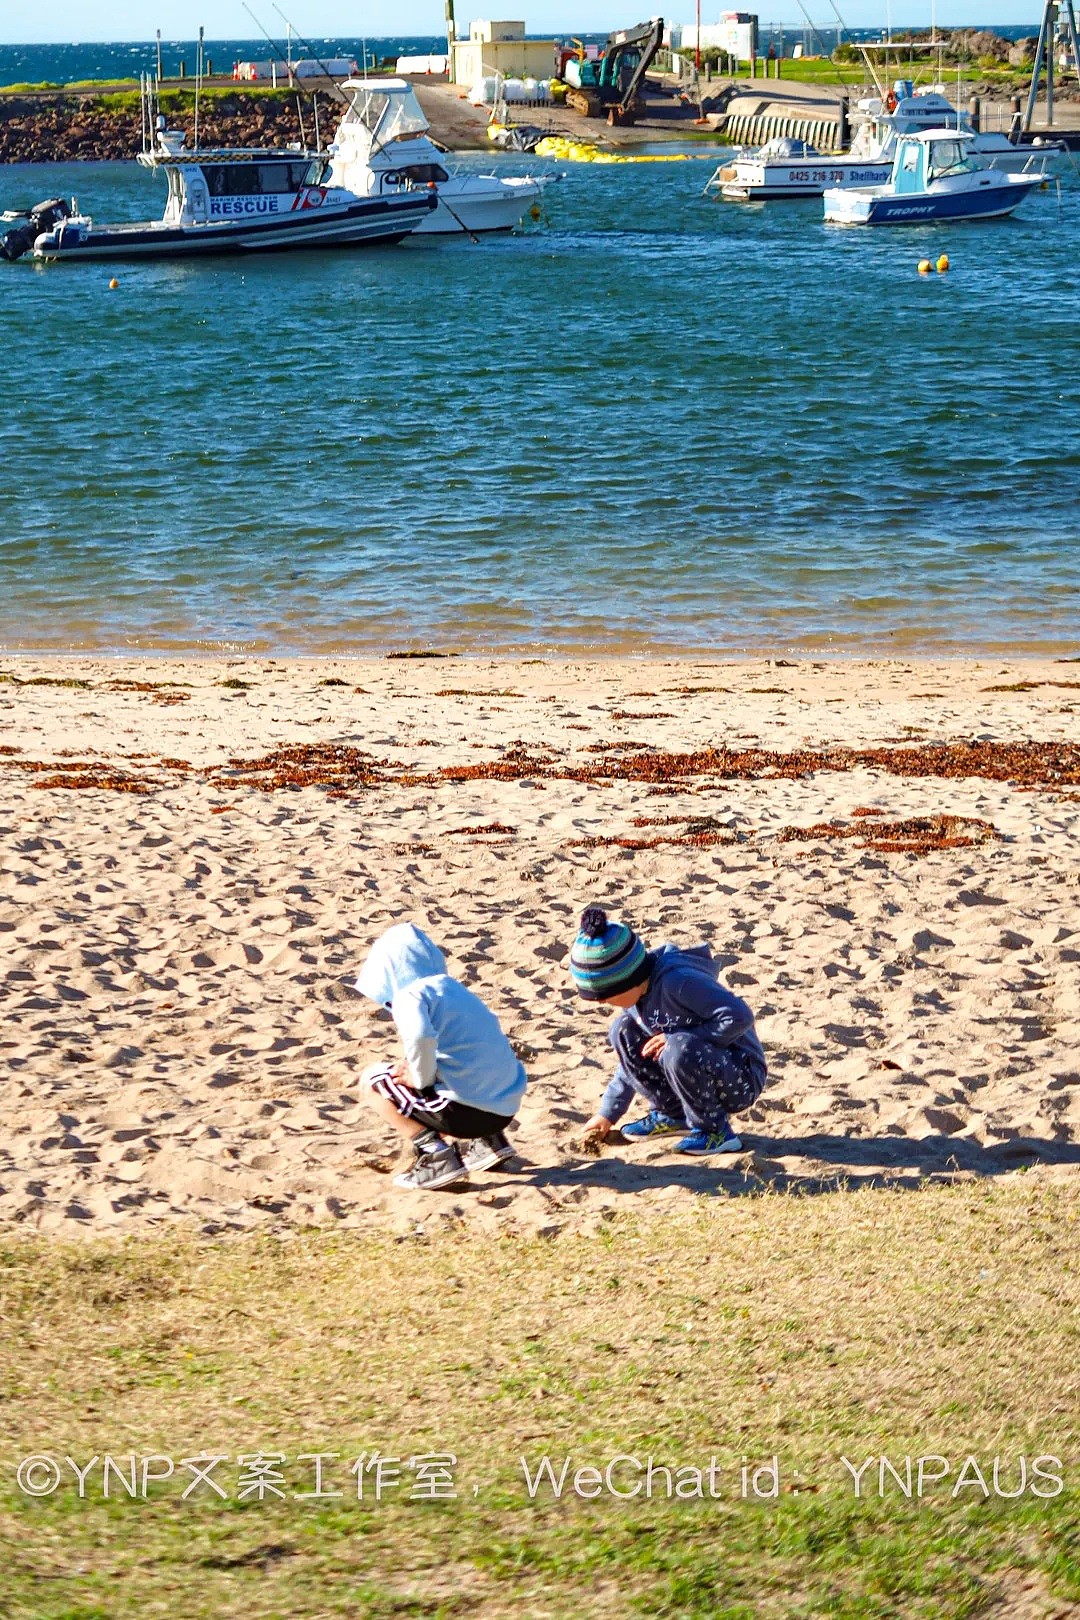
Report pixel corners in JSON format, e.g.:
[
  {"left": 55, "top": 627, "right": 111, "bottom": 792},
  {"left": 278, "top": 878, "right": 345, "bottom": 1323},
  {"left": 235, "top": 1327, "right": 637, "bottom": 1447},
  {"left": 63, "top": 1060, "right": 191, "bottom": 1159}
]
[
  {"left": 823, "top": 130, "right": 1044, "bottom": 225},
  {"left": 324, "top": 77, "right": 550, "bottom": 235},
  {"left": 0, "top": 82, "right": 435, "bottom": 263},
  {"left": 707, "top": 137, "right": 892, "bottom": 202},
  {"left": 707, "top": 80, "right": 1061, "bottom": 203},
  {"left": 846, "top": 82, "right": 1065, "bottom": 175}
]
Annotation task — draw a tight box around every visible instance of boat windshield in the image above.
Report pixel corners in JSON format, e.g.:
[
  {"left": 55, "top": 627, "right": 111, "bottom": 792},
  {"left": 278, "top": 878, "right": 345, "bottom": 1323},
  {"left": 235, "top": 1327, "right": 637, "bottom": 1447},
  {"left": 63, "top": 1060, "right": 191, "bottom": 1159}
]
[
  {"left": 343, "top": 84, "right": 429, "bottom": 146},
  {"left": 927, "top": 140, "right": 975, "bottom": 178}
]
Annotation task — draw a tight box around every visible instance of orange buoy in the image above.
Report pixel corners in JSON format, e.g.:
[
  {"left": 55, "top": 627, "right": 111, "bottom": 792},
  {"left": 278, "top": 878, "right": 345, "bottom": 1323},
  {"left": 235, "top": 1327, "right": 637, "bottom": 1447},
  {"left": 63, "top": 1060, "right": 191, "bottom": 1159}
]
[{"left": 936, "top": 253, "right": 950, "bottom": 273}]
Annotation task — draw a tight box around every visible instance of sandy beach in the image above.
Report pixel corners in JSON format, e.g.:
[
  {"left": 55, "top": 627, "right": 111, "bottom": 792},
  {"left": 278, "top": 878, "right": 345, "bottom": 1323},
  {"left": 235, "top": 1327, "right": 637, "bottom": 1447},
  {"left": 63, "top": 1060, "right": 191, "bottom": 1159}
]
[{"left": 2, "top": 653, "right": 1078, "bottom": 1237}]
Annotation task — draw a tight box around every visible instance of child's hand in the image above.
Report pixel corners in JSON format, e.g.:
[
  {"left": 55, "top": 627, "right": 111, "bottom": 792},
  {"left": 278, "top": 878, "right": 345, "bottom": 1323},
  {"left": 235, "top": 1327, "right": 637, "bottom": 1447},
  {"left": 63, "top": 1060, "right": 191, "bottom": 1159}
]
[
  {"left": 388, "top": 1061, "right": 405, "bottom": 1081},
  {"left": 582, "top": 1114, "right": 612, "bottom": 1141},
  {"left": 641, "top": 1033, "right": 667, "bottom": 1061}
]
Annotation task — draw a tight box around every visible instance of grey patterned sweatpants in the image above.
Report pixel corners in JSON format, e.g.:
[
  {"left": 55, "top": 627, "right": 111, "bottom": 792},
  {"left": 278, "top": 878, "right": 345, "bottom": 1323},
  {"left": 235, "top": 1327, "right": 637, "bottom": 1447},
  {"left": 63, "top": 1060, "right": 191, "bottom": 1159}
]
[{"left": 611, "top": 1014, "right": 767, "bottom": 1133}]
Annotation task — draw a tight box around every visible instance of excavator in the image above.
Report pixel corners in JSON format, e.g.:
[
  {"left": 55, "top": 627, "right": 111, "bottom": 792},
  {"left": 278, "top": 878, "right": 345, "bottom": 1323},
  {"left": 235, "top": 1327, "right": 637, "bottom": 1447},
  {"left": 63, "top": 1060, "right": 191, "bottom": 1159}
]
[{"left": 562, "top": 17, "right": 665, "bottom": 125}]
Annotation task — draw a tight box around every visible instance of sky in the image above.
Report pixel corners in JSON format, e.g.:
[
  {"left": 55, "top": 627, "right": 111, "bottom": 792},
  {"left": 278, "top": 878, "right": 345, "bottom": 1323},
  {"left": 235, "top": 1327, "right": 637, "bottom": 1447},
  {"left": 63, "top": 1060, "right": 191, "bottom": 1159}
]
[{"left": 3, "top": 2, "right": 1039, "bottom": 42}]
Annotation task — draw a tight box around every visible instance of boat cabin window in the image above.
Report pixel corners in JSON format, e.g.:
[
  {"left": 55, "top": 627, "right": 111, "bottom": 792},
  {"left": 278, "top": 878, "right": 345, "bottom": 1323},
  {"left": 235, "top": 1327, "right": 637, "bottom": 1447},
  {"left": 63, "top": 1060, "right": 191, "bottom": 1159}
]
[
  {"left": 203, "top": 160, "right": 319, "bottom": 196},
  {"left": 927, "top": 141, "right": 972, "bottom": 179},
  {"left": 384, "top": 163, "right": 449, "bottom": 186}
]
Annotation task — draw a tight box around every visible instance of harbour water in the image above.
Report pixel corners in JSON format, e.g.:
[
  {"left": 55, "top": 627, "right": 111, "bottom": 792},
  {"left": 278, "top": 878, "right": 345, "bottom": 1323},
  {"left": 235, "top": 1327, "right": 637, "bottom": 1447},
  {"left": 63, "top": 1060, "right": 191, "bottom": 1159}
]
[{"left": 0, "top": 151, "right": 1077, "bottom": 656}]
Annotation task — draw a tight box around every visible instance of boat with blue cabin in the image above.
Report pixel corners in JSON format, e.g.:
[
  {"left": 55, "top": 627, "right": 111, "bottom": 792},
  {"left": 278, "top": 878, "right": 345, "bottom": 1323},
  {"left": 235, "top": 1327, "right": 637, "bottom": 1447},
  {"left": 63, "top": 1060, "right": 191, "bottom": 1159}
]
[{"left": 823, "top": 130, "right": 1045, "bottom": 225}]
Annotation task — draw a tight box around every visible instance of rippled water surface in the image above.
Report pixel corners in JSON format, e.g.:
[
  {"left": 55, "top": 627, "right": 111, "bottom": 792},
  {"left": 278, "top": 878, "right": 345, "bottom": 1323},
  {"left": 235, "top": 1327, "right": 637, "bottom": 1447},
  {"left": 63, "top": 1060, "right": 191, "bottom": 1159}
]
[{"left": 1, "top": 154, "right": 1077, "bottom": 654}]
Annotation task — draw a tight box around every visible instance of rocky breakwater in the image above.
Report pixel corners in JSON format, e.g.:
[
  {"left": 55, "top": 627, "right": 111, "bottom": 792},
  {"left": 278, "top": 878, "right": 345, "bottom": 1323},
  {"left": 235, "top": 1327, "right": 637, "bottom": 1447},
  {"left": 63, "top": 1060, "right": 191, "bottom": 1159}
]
[{"left": 0, "top": 90, "right": 346, "bottom": 163}]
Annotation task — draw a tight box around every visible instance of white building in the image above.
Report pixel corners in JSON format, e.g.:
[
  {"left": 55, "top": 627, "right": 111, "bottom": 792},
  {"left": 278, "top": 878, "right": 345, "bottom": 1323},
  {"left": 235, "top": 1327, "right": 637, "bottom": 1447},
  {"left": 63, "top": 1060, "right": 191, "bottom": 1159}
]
[
  {"left": 670, "top": 11, "right": 758, "bottom": 65},
  {"left": 449, "top": 19, "right": 558, "bottom": 85}
]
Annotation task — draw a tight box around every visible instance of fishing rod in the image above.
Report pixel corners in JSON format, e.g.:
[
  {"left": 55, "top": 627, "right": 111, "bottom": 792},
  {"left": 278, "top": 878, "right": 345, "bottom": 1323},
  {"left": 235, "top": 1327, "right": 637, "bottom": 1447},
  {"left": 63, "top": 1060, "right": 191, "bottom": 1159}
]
[
  {"left": 242, "top": 2, "right": 348, "bottom": 110},
  {"left": 271, "top": 3, "right": 353, "bottom": 101},
  {"left": 794, "top": 0, "right": 842, "bottom": 72},
  {"left": 824, "top": 0, "right": 885, "bottom": 96}
]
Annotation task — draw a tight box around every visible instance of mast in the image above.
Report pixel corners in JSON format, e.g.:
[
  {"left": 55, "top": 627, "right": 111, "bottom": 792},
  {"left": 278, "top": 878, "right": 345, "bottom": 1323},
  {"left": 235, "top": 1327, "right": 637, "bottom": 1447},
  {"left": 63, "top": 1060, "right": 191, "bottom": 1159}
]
[{"left": 194, "top": 25, "right": 204, "bottom": 151}]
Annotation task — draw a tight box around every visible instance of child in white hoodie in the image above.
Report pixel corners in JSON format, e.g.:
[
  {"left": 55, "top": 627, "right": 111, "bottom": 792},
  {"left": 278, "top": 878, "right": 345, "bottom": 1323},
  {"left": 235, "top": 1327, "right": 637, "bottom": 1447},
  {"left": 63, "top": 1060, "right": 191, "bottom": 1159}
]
[{"left": 355, "top": 922, "right": 527, "bottom": 1191}]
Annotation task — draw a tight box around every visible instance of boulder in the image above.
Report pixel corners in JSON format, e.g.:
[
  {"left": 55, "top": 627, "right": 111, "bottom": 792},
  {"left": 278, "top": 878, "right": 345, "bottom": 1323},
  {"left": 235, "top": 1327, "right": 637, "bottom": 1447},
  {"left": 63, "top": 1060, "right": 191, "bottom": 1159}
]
[
  {"left": 1009, "top": 36, "right": 1038, "bottom": 66},
  {"left": 957, "top": 29, "right": 1011, "bottom": 62}
]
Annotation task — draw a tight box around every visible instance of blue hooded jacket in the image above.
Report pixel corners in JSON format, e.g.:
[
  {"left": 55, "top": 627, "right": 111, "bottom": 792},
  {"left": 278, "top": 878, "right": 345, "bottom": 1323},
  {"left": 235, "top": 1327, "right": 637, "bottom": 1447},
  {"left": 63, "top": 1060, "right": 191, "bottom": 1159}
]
[
  {"left": 355, "top": 923, "right": 527, "bottom": 1117},
  {"left": 599, "top": 942, "right": 766, "bottom": 1123}
]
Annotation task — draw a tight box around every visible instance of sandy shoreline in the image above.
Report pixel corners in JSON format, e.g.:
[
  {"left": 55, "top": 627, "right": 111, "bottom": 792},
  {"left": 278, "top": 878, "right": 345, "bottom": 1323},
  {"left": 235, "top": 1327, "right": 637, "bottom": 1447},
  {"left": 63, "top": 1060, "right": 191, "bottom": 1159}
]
[{"left": 1, "top": 653, "right": 1078, "bottom": 1237}]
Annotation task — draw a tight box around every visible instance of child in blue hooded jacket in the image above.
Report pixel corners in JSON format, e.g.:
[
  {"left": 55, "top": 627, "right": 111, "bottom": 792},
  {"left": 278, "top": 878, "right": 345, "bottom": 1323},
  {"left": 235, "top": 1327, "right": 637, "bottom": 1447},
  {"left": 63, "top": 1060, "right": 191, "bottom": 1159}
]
[
  {"left": 355, "top": 922, "right": 527, "bottom": 1191},
  {"left": 573, "top": 906, "right": 767, "bottom": 1156}
]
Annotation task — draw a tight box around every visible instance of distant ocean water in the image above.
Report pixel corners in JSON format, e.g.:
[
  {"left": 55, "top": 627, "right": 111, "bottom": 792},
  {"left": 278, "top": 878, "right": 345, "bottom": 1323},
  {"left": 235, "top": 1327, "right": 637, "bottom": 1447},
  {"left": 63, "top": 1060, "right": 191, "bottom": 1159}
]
[
  {"left": 0, "top": 27, "right": 1044, "bottom": 87},
  {"left": 0, "top": 41, "right": 1076, "bottom": 659}
]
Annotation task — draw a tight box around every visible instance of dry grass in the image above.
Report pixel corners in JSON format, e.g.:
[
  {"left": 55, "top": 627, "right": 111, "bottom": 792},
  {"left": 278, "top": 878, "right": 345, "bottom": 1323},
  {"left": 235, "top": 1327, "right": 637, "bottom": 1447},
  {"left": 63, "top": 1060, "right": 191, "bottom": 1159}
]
[{"left": 1, "top": 1179, "right": 1078, "bottom": 1617}]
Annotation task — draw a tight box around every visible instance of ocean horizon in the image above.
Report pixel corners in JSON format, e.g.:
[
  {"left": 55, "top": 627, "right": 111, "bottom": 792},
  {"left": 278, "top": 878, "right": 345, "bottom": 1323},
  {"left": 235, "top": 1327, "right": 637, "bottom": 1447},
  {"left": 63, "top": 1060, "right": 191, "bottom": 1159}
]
[{"left": 0, "top": 27, "right": 1046, "bottom": 87}]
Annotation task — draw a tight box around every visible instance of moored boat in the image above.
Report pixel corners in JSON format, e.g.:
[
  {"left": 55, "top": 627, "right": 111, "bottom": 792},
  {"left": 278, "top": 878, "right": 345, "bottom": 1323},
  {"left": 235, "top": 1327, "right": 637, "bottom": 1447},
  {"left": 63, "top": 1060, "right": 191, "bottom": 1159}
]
[
  {"left": 706, "top": 136, "right": 893, "bottom": 202},
  {"left": 707, "top": 80, "right": 1062, "bottom": 204},
  {"left": 325, "top": 77, "right": 551, "bottom": 235},
  {"left": 847, "top": 83, "right": 1065, "bottom": 177},
  {"left": 0, "top": 81, "right": 436, "bottom": 263},
  {"left": 823, "top": 129, "right": 1044, "bottom": 226}
]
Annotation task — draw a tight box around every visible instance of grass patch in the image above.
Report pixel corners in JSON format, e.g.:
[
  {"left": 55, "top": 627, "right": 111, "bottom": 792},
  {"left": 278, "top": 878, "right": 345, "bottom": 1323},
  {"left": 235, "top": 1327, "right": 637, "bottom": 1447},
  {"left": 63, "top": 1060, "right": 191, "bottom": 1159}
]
[
  {"left": 1, "top": 1180, "right": 1077, "bottom": 1617},
  {"left": 81, "top": 86, "right": 294, "bottom": 114}
]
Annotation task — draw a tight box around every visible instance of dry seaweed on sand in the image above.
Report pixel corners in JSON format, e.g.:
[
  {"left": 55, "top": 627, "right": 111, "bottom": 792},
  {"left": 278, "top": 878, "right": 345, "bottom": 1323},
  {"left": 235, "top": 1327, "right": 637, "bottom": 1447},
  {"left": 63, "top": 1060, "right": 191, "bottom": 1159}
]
[
  {"left": 447, "top": 822, "right": 517, "bottom": 837},
  {"left": 28, "top": 769, "right": 157, "bottom": 793},
  {"left": 777, "top": 813, "right": 1000, "bottom": 855},
  {"left": 211, "top": 743, "right": 386, "bottom": 793},
  {"left": 6, "top": 737, "right": 1080, "bottom": 796}
]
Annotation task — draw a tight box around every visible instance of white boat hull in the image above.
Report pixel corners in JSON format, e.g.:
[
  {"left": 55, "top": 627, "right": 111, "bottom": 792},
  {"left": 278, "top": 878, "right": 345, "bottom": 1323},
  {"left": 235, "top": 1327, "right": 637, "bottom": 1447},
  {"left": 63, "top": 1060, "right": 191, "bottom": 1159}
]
[
  {"left": 403, "top": 177, "right": 546, "bottom": 234},
  {"left": 718, "top": 156, "right": 893, "bottom": 200}
]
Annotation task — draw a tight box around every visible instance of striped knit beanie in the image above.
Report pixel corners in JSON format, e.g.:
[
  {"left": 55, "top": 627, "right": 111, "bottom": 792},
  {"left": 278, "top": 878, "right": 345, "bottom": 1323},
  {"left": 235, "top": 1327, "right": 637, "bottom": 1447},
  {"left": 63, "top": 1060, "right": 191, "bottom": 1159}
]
[{"left": 570, "top": 906, "right": 651, "bottom": 1001}]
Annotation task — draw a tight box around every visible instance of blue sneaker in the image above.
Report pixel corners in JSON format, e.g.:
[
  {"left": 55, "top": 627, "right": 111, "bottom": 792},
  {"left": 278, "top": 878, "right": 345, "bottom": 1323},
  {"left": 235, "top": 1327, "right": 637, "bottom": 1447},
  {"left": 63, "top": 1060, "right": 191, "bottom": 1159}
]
[
  {"left": 673, "top": 1125, "right": 743, "bottom": 1156},
  {"left": 620, "top": 1110, "right": 687, "bottom": 1141}
]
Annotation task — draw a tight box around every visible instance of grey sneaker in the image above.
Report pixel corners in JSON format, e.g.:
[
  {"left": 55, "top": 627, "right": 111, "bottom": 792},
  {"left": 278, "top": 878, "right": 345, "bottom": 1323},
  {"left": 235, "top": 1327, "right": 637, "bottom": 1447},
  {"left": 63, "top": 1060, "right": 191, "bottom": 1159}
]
[
  {"left": 394, "top": 1140, "right": 469, "bottom": 1191},
  {"left": 461, "top": 1131, "right": 516, "bottom": 1172}
]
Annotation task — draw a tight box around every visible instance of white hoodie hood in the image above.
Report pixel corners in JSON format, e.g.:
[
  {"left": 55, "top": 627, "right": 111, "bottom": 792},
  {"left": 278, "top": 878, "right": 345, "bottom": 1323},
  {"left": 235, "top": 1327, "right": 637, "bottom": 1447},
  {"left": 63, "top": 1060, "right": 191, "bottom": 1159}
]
[{"left": 355, "top": 923, "right": 447, "bottom": 1007}]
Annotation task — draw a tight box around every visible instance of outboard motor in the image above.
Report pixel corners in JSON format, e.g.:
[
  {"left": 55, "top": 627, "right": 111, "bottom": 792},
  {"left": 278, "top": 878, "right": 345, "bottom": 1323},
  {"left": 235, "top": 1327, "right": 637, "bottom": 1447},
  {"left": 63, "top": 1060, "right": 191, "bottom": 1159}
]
[{"left": 0, "top": 197, "right": 71, "bottom": 262}]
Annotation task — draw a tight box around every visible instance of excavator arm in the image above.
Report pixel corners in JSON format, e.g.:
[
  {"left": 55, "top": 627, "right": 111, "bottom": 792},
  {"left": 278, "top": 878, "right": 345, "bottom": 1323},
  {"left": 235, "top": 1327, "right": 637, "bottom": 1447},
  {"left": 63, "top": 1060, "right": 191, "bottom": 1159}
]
[
  {"left": 564, "top": 16, "right": 664, "bottom": 123},
  {"left": 606, "top": 16, "right": 665, "bottom": 122}
]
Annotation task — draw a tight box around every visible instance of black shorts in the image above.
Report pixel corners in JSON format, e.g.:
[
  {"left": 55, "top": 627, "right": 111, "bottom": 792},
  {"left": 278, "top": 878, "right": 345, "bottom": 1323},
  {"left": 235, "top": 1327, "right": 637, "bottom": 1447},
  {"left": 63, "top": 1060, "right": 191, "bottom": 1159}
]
[{"left": 369, "top": 1068, "right": 514, "bottom": 1140}]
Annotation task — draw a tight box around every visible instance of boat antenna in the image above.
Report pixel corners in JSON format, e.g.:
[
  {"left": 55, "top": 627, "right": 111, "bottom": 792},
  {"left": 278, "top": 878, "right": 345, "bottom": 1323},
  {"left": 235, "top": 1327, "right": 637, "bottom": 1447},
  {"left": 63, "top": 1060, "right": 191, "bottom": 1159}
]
[{"left": 194, "top": 25, "right": 204, "bottom": 151}]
